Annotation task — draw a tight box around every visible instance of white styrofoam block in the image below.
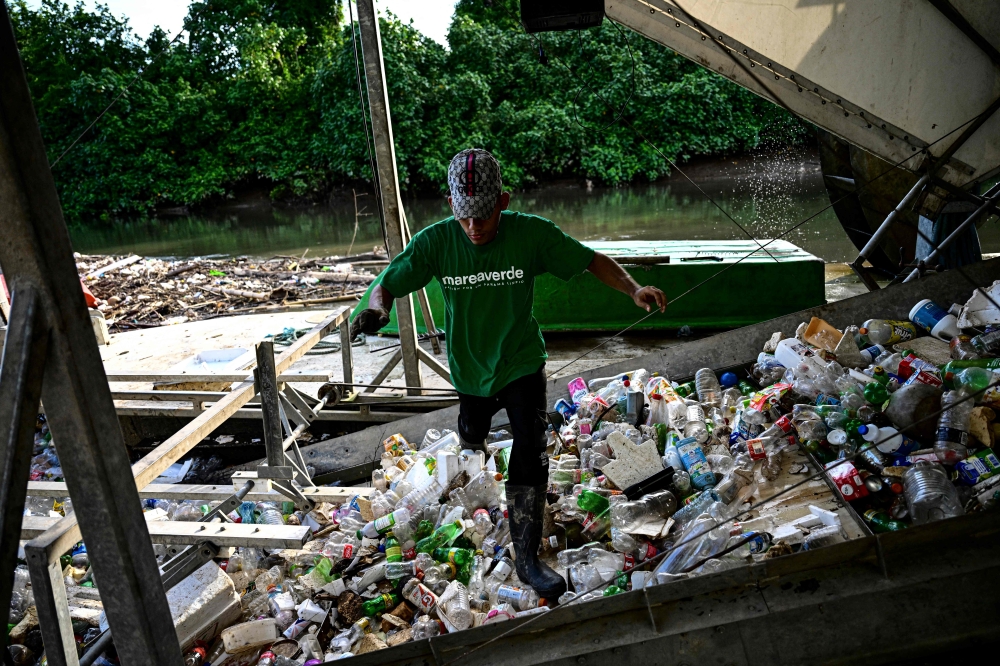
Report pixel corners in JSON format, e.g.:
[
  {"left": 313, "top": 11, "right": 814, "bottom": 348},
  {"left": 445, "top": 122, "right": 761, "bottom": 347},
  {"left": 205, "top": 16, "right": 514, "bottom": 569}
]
[
  {"left": 790, "top": 514, "right": 824, "bottom": 529},
  {"left": 602, "top": 433, "right": 664, "bottom": 490},
  {"left": 169, "top": 562, "right": 241, "bottom": 650},
  {"left": 771, "top": 524, "right": 805, "bottom": 544},
  {"left": 809, "top": 505, "right": 841, "bottom": 527}
]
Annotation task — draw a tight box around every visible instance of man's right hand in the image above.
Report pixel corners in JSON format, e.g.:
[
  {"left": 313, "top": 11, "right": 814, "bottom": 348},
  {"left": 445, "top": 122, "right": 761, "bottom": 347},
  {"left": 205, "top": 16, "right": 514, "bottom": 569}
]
[{"left": 351, "top": 307, "right": 390, "bottom": 337}]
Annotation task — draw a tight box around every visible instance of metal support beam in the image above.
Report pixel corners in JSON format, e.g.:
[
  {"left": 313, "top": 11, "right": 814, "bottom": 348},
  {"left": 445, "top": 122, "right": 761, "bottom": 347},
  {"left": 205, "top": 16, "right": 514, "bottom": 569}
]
[
  {"left": 0, "top": 4, "right": 182, "bottom": 663},
  {"left": 355, "top": 0, "right": 423, "bottom": 395},
  {"left": 254, "top": 341, "right": 291, "bottom": 479},
  {"left": 850, "top": 173, "right": 931, "bottom": 290}
]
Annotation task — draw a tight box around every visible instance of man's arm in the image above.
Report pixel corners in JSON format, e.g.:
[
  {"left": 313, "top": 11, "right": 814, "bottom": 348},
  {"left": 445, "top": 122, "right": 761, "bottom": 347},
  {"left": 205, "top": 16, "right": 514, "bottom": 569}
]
[
  {"left": 587, "top": 252, "right": 668, "bottom": 313},
  {"left": 351, "top": 283, "right": 395, "bottom": 337}
]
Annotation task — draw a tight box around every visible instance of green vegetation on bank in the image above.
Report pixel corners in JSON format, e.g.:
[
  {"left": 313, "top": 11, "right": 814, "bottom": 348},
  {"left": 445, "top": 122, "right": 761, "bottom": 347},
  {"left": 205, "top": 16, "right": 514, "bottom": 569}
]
[{"left": 10, "top": 0, "right": 806, "bottom": 225}]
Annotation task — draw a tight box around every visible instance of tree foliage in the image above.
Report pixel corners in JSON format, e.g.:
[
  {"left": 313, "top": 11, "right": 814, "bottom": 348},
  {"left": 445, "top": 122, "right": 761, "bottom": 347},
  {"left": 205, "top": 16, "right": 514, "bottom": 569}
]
[{"left": 9, "top": 0, "right": 806, "bottom": 225}]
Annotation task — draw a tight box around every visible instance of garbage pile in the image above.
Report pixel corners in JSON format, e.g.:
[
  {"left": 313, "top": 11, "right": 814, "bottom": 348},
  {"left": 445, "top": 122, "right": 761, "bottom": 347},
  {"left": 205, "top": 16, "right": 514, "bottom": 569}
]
[
  {"left": 74, "top": 249, "right": 384, "bottom": 332},
  {"left": 9, "top": 286, "right": 1000, "bottom": 664}
]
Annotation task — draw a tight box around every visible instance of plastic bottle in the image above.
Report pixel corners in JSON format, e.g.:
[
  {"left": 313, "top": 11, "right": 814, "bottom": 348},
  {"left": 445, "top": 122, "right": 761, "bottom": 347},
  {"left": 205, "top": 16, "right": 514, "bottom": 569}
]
[
  {"left": 677, "top": 437, "right": 717, "bottom": 489},
  {"left": 443, "top": 580, "right": 473, "bottom": 629},
  {"left": 423, "top": 562, "right": 457, "bottom": 586},
  {"left": 934, "top": 390, "right": 973, "bottom": 463},
  {"left": 695, "top": 368, "right": 722, "bottom": 408},
  {"left": 909, "top": 299, "right": 961, "bottom": 341},
  {"left": 950, "top": 335, "right": 981, "bottom": 360},
  {"left": 576, "top": 488, "right": 611, "bottom": 515},
  {"left": 415, "top": 520, "right": 465, "bottom": 553},
  {"left": 356, "top": 507, "right": 410, "bottom": 540},
  {"left": 971, "top": 330, "right": 1000, "bottom": 356},
  {"left": 611, "top": 490, "right": 677, "bottom": 531},
  {"left": 255, "top": 652, "right": 276, "bottom": 666},
  {"left": 492, "top": 584, "right": 540, "bottom": 610},
  {"left": 863, "top": 509, "right": 907, "bottom": 533},
  {"left": 859, "top": 320, "right": 918, "bottom": 346},
  {"left": 412, "top": 614, "right": 443, "bottom": 640},
  {"left": 946, "top": 366, "right": 999, "bottom": 393},
  {"left": 683, "top": 404, "right": 709, "bottom": 443},
  {"left": 903, "top": 463, "right": 964, "bottom": 524},
  {"left": 671, "top": 489, "right": 720, "bottom": 527},
  {"left": 362, "top": 592, "right": 399, "bottom": 616},
  {"left": 385, "top": 561, "right": 418, "bottom": 580},
  {"left": 329, "top": 618, "right": 371, "bottom": 654}
]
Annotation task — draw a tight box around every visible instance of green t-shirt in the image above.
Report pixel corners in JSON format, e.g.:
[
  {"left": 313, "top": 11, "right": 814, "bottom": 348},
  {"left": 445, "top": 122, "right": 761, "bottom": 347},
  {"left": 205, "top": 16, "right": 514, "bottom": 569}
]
[{"left": 380, "top": 211, "right": 595, "bottom": 396}]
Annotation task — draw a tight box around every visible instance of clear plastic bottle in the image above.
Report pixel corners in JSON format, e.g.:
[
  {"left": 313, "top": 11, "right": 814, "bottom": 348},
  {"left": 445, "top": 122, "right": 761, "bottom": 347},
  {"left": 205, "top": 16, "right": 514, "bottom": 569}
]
[
  {"left": 385, "top": 561, "right": 418, "bottom": 579},
  {"left": 677, "top": 437, "right": 716, "bottom": 489},
  {"left": 423, "top": 562, "right": 457, "bottom": 586},
  {"left": 934, "top": 390, "right": 973, "bottom": 463},
  {"left": 671, "top": 489, "right": 720, "bottom": 527},
  {"left": 971, "top": 330, "right": 1000, "bottom": 356},
  {"left": 492, "top": 583, "right": 540, "bottom": 610},
  {"left": 610, "top": 490, "right": 677, "bottom": 531},
  {"left": 903, "top": 463, "right": 964, "bottom": 524},
  {"left": 356, "top": 507, "right": 411, "bottom": 539},
  {"left": 444, "top": 580, "right": 473, "bottom": 629},
  {"left": 694, "top": 368, "right": 722, "bottom": 408},
  {"left": 329, "top": 618, "right": 371, "bottom": 654},
  {"left": 412, "top": 614, "right": 442, "bottom": 640},
  {"left": 859, "top": 319, "right": 918, "bottom": 346},
  {"left": 683, "top": 404, "right": 708, "bottom": 443},
  {"left": 555, "top": 542, "right": 603, "bottom": 568}
]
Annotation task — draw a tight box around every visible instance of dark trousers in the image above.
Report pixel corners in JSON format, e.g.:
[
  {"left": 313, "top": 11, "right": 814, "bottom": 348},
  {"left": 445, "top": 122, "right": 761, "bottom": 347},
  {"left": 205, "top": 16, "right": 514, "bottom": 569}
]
[{"left": 456, "top": 365, "right": 549, "bottom": 487}]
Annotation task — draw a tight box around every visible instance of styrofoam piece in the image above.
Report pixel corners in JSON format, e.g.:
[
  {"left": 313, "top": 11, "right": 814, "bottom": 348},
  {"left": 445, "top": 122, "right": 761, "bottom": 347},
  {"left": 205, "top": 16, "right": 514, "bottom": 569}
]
[
  {"left": 154, "top": 459, "right": 193, "bottom": 484},
  {"left": 771, "top": 524, "right": 805, "bottom": 545},
  {"left": 321, "top": 578, "right": 346, "bottom": 597},
  {"left": 170, "top": 562, "right": 241, "bottom": 650},
  {"left": 790, "top": 514, "right": 824, "bottom": 529},
  {"left": 959, "top": 279, "right": 1000, "bottom": 327},
  {"left": 221, "top": 618, "right": 278, "bottom": 653},
  {"left": 602, "top": 433, "right": 664, "bottom": 490},
  {"left": 809, "top": 505, "right": 841, "bottom": 527},
  {"left": 436, "top": 451, "right": 459, "bottom": 487}
]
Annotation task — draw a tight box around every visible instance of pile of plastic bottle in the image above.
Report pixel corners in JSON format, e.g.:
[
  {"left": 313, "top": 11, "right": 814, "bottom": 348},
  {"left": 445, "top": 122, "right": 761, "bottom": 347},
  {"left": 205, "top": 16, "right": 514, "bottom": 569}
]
[{"left": 9, "top": 293, "right": 1000, "bottom": 665}]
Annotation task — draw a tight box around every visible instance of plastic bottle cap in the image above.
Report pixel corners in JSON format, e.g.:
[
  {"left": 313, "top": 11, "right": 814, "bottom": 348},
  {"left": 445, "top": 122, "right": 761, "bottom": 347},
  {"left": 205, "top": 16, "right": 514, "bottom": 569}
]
[
  {"left": 859, "top": 327, "right": 868, "bottom": 334},
  {"left": 857, "top": 425, "right": 869, "bottom": 435}
]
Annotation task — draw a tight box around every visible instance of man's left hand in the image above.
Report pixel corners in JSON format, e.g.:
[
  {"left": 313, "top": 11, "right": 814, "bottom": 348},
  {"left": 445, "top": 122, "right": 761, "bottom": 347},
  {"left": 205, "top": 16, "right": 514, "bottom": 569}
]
[{"left": 632, "top": 286, "right": 667, "bottom": 313}]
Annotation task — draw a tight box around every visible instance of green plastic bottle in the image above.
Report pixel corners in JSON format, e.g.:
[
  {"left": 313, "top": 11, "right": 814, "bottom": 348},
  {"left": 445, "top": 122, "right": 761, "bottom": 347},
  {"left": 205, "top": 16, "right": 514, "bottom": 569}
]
[
  {"left": 863, "top": 381, "right": 889, "bottom": 408},
  {"left": 653, "top": 423, "right": 668, "bottom": 455},
  {"left": 863, "top": 509, "right": 907, "bottom": 533},
  {"left": 945, "top": 366, "right": 999, "bottom": 393},
  {"left": 738, "top": 380, "right": 757, "bottom": 396},
  {"left": 385, "top": 532, "right": 402, "bottom": 563},
  {"left": 413, "top": 520, "right": 435, "bottom": 541},
  {"left": 576, "top": 489, "right": 610, "bottom": 515},
  {"left": 415, "top": 520, "right": 465, "bottom": 554},
  {"left": 432, "top": 547, "right": 472, "bottom": 568},
  {"left": 942, "top": 359, "right": 1000, "bottom": 375},
  {"left": 362, "top": 592, "right": 400, "bottom": 616},
  {"left": 675, "top": 381, "right": 696, "bottom": 398}
]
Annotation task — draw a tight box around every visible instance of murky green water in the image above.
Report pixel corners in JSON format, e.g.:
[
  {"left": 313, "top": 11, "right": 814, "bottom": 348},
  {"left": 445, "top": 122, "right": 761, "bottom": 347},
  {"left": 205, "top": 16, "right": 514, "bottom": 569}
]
[{"left": 69, "top": 155, "right": 1000, "bottom": 262}]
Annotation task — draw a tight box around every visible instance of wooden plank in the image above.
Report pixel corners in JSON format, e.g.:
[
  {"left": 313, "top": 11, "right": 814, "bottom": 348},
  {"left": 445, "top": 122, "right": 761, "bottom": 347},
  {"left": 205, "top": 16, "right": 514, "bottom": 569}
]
[
  {"left": 112, "top": 406, "right": 407, "bottom": 422},
  {"left": 26, "top": 481, "right": 374, "bottom": 502},
  {"left": 105, "top": 372, "right": 331, "bottom": 383},
  {"left": 82, "top": 255, "right": 140, "bottom": 280},
  {"left": 31, "top": 308, "right": 350, "bottom": 556},
  {"left": 21, "top": 516, "right": 310, "bottom": 548}
]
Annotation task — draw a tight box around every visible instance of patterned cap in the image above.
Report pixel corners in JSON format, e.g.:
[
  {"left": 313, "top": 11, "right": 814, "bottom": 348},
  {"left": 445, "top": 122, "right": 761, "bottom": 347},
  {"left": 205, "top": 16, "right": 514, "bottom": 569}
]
[{"left": 447, "top": 148, "right": 503, "bottom": 220}]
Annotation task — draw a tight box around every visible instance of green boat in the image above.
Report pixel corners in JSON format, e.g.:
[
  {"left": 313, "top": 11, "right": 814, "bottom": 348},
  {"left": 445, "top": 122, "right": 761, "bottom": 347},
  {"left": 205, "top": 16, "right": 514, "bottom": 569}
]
[{"left": 351, "top": 240, "right": 824, "bottom": 334}]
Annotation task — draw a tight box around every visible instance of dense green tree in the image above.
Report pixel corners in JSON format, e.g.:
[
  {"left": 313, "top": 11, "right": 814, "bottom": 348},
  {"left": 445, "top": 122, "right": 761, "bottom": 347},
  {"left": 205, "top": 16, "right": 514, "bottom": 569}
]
[{"left": 8, "top": 0, "right": 805, "bottom": 226}]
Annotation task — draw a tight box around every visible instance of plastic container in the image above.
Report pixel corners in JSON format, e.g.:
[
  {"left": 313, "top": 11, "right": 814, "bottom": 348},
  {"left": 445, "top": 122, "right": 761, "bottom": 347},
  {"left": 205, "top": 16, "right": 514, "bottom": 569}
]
[
  {"left": 903, "top": 463, "right": 964, "bottom": 524},
  {"left": 221, "top": 619, "right": 278, "bottom": 653},
  {"left": 909, "top": 299, "right": 961, "bottom": 341},
  {"left": 694, "top": 368, "right": 722, "bottom": 408}
]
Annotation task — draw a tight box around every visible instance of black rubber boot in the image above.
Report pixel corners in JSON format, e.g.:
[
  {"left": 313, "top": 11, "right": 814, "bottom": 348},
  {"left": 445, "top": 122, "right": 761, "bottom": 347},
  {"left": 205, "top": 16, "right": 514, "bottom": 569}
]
[
  {"left": 507, "top": 484, "right": 567, "bottom": 601},
  {"left": 459, "top": 435, "right": 488, "bottom": 456}
]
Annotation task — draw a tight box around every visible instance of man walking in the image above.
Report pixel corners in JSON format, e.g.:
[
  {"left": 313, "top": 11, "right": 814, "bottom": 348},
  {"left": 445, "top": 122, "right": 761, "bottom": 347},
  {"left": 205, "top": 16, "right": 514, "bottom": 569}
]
[{"left": 352, "top": 148, "right": 667, "bottom": 601}]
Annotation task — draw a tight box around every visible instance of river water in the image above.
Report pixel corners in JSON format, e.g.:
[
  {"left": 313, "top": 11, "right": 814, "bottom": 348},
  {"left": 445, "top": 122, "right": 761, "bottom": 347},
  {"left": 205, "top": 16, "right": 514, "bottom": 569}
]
[{"left": 69, "top": 152, "right": 1000, "bottom": 262}]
